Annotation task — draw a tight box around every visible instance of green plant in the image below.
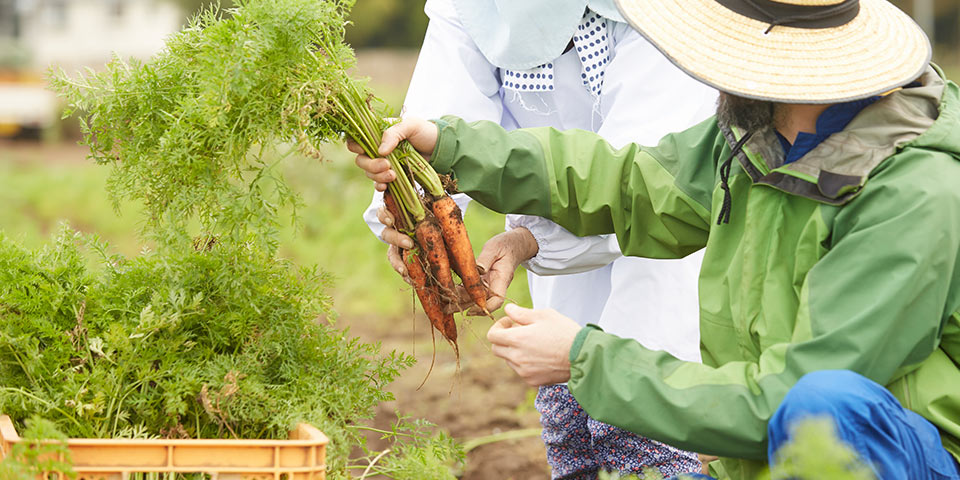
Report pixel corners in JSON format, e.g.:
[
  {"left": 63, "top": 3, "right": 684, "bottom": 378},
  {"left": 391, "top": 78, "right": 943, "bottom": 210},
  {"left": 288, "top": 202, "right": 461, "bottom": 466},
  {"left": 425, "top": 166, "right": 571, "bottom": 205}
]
[
  {"left": 351, "top": 416, "right": 463, "bottom": 480},
  {"left": 51, "top": 0, "right": 488, "bottom": 355},
  {"left": 761, "top": 417, "right": 875, "bottom": 480},
  {"left": 51, "top": 0, "right": 353, "bottom": 251},
  {"left": 0, "top": 416, "right": 75, "bottom": 480},
  {"left": 596, "top": 467, "right": 682, "bottom": 479},
  {"left": 50, "top": 0, "right": 439, "bottom": 254},
  {"left": 5, "top": 1, "right": 460, "bottom": 477},
  {"left": 0, "top": 226, "right": 455, "bottom": 477}
]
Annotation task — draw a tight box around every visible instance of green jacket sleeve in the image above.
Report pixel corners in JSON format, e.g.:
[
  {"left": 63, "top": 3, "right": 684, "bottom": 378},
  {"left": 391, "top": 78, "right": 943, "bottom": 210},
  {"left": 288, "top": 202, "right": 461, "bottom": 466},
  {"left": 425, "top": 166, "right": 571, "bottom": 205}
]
[
  {"left": 430, "top": 115, "right": 725, "bottom": 258},
  {"left": 567, "top": 149, "right": 960, "bottom": 459}
]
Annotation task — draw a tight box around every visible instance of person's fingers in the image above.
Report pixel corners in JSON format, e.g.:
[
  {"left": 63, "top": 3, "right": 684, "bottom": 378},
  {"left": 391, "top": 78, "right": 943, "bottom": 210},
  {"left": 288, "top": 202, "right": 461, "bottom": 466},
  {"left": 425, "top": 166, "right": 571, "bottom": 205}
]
[
  {"left": 346, "top": 139, "right": 365, "bottom": 155},
  {"left": 355, "top": 155, "right": 396, "bottom": 185},
  {"left": 354, "top": 154, "right": 391, "bottom": 175},
  {"left": 483, "top": 292, "right": 506, "bottom": 313},
  {"left": 379, "top": 122, "right": 413, "bottom": 156},
  {"left": 490, "top": 343, "right": 514, "bottom": 361},
  {"left": 504, "top": 303, "right": 537, "bottom": 326},
  {"left": 475, "top": 241, "right": 501, "bottom": 273},
  {"left": 487, "top": 316, "right": 518, "bottom": 346},
  {"left": 377, "top": 206, "right": 394, "bottom": 227},
  {"left": 387, "top": 245, "right": 408, "bottom": 279},
  {"left": 484, "top": 267, "right": 513, "bottom": 303},
  {"left": 465, "top": 289, "right": 501, "bottom": 315},
  {"left": 365, "top": 169, "right": 396, "bottom": 184},
  {"left": 444, "top": 286, "right": 475, "bottom": 315},
  {"left": 382, "top": 228, "right": 415, "bottom": 250},
  {"left": 379, "top": 118, "right": 438, "bottom": 156},
  {"left": 486, "top": 316, "right": 514, "bottom": 336},
  {"left": 502, "top": 357, "right": 523, "bottom": 376}
]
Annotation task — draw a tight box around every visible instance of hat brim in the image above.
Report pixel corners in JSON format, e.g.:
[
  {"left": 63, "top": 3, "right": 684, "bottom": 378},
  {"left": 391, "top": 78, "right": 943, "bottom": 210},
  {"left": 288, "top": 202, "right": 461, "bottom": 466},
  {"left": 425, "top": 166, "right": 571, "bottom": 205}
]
[{"left": 615, "top": 0, "right": 932, "bottom": 103}]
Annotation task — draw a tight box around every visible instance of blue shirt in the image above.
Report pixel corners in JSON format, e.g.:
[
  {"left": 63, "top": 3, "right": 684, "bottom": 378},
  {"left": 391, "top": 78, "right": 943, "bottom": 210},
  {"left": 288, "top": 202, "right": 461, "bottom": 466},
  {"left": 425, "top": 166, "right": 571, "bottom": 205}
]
[{"left": 776, "top": 96, "right": 880, "bottom": 164}]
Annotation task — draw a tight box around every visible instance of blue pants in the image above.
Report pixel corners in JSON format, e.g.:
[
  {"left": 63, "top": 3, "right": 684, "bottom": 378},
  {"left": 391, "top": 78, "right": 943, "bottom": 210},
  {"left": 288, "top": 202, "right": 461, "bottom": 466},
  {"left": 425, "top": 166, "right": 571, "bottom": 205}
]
[{"left": 671, "top": 370, "right": 960, "bottom": 480}]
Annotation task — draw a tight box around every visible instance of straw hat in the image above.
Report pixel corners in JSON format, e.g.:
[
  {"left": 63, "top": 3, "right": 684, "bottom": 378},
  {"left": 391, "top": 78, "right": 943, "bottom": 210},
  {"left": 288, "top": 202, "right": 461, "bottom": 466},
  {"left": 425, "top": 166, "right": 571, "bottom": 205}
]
[{"left": 614, "top": 0, "right": 932, "bottom": 103}]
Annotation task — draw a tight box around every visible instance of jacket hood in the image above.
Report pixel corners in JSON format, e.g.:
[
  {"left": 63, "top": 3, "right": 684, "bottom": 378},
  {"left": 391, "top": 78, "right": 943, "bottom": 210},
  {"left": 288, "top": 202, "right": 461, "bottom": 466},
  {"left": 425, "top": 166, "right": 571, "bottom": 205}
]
[
  {"left": 452, "top": 0, "right": 624, "bottom": 70},
  {"left": 728, "top": 65, "right": 959, "bottom": 205}
]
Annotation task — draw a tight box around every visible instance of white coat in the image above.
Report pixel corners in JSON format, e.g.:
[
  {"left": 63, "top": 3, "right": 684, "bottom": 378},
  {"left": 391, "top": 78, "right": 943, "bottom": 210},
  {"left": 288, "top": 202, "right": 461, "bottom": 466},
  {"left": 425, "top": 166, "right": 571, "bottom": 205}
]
[{"left": 364, "top": 0, "right": 717, "bottom": 362}]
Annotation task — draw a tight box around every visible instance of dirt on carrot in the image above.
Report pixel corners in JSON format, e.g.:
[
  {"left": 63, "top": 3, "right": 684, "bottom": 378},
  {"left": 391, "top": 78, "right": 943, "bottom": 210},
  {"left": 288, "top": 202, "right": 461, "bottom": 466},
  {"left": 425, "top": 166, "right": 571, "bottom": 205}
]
[
  {"left": 383, "top": 189, "right": 410, "bottom": 232},
  {"left": 415, "top": 215, "right": 457, "bottom": 300},
  {"left": 404, "top": 248, "right": 459, "bottom": 372},
  {"left": 431, "top": 195, "right": 488, "bottom": 314}
]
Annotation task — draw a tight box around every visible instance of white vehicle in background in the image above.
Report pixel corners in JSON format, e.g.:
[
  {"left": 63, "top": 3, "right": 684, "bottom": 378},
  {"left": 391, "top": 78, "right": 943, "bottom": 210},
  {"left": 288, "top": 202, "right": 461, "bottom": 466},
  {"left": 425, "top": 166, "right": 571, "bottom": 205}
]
[
  {"left": 0, "top": 0, "right": 181, "bottom": 139},
  {"left": 0, "top": 69, "right": 56, "bottom": 139}
]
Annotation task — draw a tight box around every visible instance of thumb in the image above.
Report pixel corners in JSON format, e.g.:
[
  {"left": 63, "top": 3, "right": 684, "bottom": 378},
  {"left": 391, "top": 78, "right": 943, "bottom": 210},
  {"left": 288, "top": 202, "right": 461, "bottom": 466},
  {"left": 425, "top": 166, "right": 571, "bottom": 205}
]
[
  {"left": 379, "top": 123, "right": 409, "bottom": 157},
  {"left": 504, "top": 303, "right": 536, "bottom": 326}
]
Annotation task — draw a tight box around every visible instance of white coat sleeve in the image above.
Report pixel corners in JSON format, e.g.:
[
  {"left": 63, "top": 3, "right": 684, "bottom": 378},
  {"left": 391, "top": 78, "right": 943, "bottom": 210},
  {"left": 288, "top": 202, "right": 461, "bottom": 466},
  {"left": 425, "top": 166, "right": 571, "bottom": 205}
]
[
  {"left": 363, "top": 0, "right": 504, "bottom": 241},
  {"left": 506, "top": 214, "right": 623, "bottom": 275},
  {"left": 506, "top": 23, "right": 717, "bottom": 273}
]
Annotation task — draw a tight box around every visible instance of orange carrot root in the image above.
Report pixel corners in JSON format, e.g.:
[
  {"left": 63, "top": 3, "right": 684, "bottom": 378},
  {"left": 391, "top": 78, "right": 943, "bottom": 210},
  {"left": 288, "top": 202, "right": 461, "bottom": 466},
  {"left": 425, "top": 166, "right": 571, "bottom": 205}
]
[
  {"left": 383, "top": 189, "right": 409, "bottom": 232},
  {"left": 415, "top": 215, "right": 457, "bottom": 299},
  {"left": 431, "top": 195, "right": 488, "bottom": 313},
  {"left": 404, "top": 249, "right": 458, "bottom": 347}
]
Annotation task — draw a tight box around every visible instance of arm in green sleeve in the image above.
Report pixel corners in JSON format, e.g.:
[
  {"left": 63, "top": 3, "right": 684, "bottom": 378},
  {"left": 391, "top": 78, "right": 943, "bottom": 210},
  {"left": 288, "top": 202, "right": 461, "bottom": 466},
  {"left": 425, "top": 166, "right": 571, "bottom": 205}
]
[
  {"left": 430, "top": 115, "right": 726, "bottom": 258},
  {"left": 568, "top": 150, "right": 960, "bottom": 459}
]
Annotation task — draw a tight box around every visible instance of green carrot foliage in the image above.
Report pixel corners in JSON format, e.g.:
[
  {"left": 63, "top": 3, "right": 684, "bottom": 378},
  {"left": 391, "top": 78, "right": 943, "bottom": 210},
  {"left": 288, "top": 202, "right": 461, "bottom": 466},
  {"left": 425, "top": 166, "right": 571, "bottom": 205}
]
[
  {"left": 51, "top": 0, "right": 444, "bottom": 248},
  {"left": 0, "top": 225, "right": 450, "bottom": 476},
  {"left": 0, "top": 416, "right": 76, "bottom": 480},
  {"left": 6, "top": 0, "right": 464, "bottom": 477},
  {"left": 50, "top": 0, "right": 363, "bottom": 251}
]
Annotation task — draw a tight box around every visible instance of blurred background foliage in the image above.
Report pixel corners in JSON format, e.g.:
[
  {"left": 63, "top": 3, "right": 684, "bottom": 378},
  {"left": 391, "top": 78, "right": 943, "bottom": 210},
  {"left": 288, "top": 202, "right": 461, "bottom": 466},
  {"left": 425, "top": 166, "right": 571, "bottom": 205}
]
[
  {"left": 173, "top": 0, "right": 430, "bottom": 48},
  {"left": 169, "top": 0, "right": 959, "bottom": 53}
]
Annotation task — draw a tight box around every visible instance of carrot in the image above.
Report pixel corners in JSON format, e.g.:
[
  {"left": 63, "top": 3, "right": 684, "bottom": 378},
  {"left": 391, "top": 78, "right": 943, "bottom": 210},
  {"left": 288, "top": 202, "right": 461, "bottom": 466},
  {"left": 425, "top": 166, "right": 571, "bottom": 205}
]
[
  {"left": 415, "top": 215, "right": 456, "bottom": 299},
  {"left": 383, "top": 189, "right": 409, "bottom": 232},
  {"left": 403, "top": 248, "right": 438, "bottom": 388},
  {"left": 430, "top": 195, "right": 487, "bottom": 313},
  {"left": 404, "top": 249, "right": 458, "bottom": 347}
]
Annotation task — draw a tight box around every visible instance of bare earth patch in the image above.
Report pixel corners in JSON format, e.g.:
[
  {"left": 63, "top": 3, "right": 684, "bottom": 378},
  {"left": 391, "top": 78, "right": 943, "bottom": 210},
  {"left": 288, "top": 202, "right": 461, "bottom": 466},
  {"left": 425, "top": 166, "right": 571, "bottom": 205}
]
[{"left": 345, "top": 312, "right": 550, "bottom": 479}]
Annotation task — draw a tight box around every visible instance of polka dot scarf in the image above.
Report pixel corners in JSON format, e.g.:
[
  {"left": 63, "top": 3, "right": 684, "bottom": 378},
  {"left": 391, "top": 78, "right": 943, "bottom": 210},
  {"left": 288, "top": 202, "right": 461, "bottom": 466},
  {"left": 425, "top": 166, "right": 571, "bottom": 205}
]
[{"left": 502, "top": 11, "right": 610, "bottom": 97}]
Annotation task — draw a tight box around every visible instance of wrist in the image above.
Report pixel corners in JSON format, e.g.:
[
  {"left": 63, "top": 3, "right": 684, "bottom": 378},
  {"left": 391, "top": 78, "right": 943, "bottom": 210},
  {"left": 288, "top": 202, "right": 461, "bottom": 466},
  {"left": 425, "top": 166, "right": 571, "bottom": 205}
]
[
  {"left": 428, "top": 117, "right": 456, "bottom": 174},
  {"left": 568, "top": 324, "right": 597, "bottom": 366}
]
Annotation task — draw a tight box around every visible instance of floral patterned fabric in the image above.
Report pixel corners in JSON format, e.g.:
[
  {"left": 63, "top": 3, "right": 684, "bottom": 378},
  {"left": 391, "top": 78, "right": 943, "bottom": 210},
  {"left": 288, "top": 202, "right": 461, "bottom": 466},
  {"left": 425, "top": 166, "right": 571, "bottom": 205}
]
[{"left": 536, "top": 384, "right": 701, "bottom": 479}]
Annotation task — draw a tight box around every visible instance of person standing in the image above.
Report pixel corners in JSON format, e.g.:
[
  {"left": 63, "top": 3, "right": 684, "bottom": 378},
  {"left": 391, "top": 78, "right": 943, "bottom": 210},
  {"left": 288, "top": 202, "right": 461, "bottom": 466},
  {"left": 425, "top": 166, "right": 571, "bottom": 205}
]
[{"left": 361, "top": 0, "right": 716, "bottom": 477}]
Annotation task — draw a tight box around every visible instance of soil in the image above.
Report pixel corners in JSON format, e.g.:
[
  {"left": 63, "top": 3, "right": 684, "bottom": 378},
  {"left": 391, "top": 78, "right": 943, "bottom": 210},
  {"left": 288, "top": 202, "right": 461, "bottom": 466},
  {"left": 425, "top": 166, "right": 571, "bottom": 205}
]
[{"left": 345, "top": 313, "right": 550, "bottom": 479}]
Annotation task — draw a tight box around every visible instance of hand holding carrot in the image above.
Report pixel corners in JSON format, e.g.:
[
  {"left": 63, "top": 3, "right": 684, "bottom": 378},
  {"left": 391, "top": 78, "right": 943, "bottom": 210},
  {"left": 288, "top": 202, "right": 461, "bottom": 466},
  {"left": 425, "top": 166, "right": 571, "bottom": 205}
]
[
  {"left": 349, "top": 118, "right": 439, "bottom": 191},
  {"left": 378, "top": 205, "right": 539, "bottom": 314},
  {"left": 467, "top": 228, "right": 540, "bottom": 313},
  {"left": 350, "top": 117, "right": 491, "bottom": 357},
  {"left": 487, "top": 304, "right": 582, "bottom": 386}
]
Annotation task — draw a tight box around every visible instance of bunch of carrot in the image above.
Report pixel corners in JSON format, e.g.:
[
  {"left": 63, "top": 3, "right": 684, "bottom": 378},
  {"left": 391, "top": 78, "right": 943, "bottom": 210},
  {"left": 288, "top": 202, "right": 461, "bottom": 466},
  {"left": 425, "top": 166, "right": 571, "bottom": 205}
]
[
  {"left": 327, "top": 82, "right": 488, "bottom": 356},
  {"left": 382, "top": 170, "right": 487, "bottom": 358},
  {"left": 383, "top": 187, "right": 485, "bottom": 352}
]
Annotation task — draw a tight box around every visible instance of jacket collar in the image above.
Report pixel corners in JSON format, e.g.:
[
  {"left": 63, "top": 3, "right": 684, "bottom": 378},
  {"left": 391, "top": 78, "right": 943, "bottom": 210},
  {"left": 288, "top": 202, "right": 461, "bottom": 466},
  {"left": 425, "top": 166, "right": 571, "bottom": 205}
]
[{"left": 721, "top": 65, "right": 945, "bottom": 205}]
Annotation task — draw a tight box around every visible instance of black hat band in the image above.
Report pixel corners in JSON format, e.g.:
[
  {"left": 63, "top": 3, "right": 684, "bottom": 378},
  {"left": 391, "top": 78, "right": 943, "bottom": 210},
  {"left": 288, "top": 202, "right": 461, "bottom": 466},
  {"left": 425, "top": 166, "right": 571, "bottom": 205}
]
[{"left": 715, "top": 0, "right": 860, "bottom": 33}]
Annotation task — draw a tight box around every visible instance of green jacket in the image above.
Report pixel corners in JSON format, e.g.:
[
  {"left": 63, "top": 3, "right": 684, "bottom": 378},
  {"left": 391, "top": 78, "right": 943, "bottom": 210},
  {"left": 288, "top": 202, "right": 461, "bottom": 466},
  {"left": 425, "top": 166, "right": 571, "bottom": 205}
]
[{"left": 428, "top": 65, "right": 960, "bottom": 478}]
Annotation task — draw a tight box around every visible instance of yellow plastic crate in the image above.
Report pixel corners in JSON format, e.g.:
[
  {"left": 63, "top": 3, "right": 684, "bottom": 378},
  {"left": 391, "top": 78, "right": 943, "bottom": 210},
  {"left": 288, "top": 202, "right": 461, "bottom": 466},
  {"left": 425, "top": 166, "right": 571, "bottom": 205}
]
[{"left": 0, "top": 414, "right": 328, "bottom": 480}]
